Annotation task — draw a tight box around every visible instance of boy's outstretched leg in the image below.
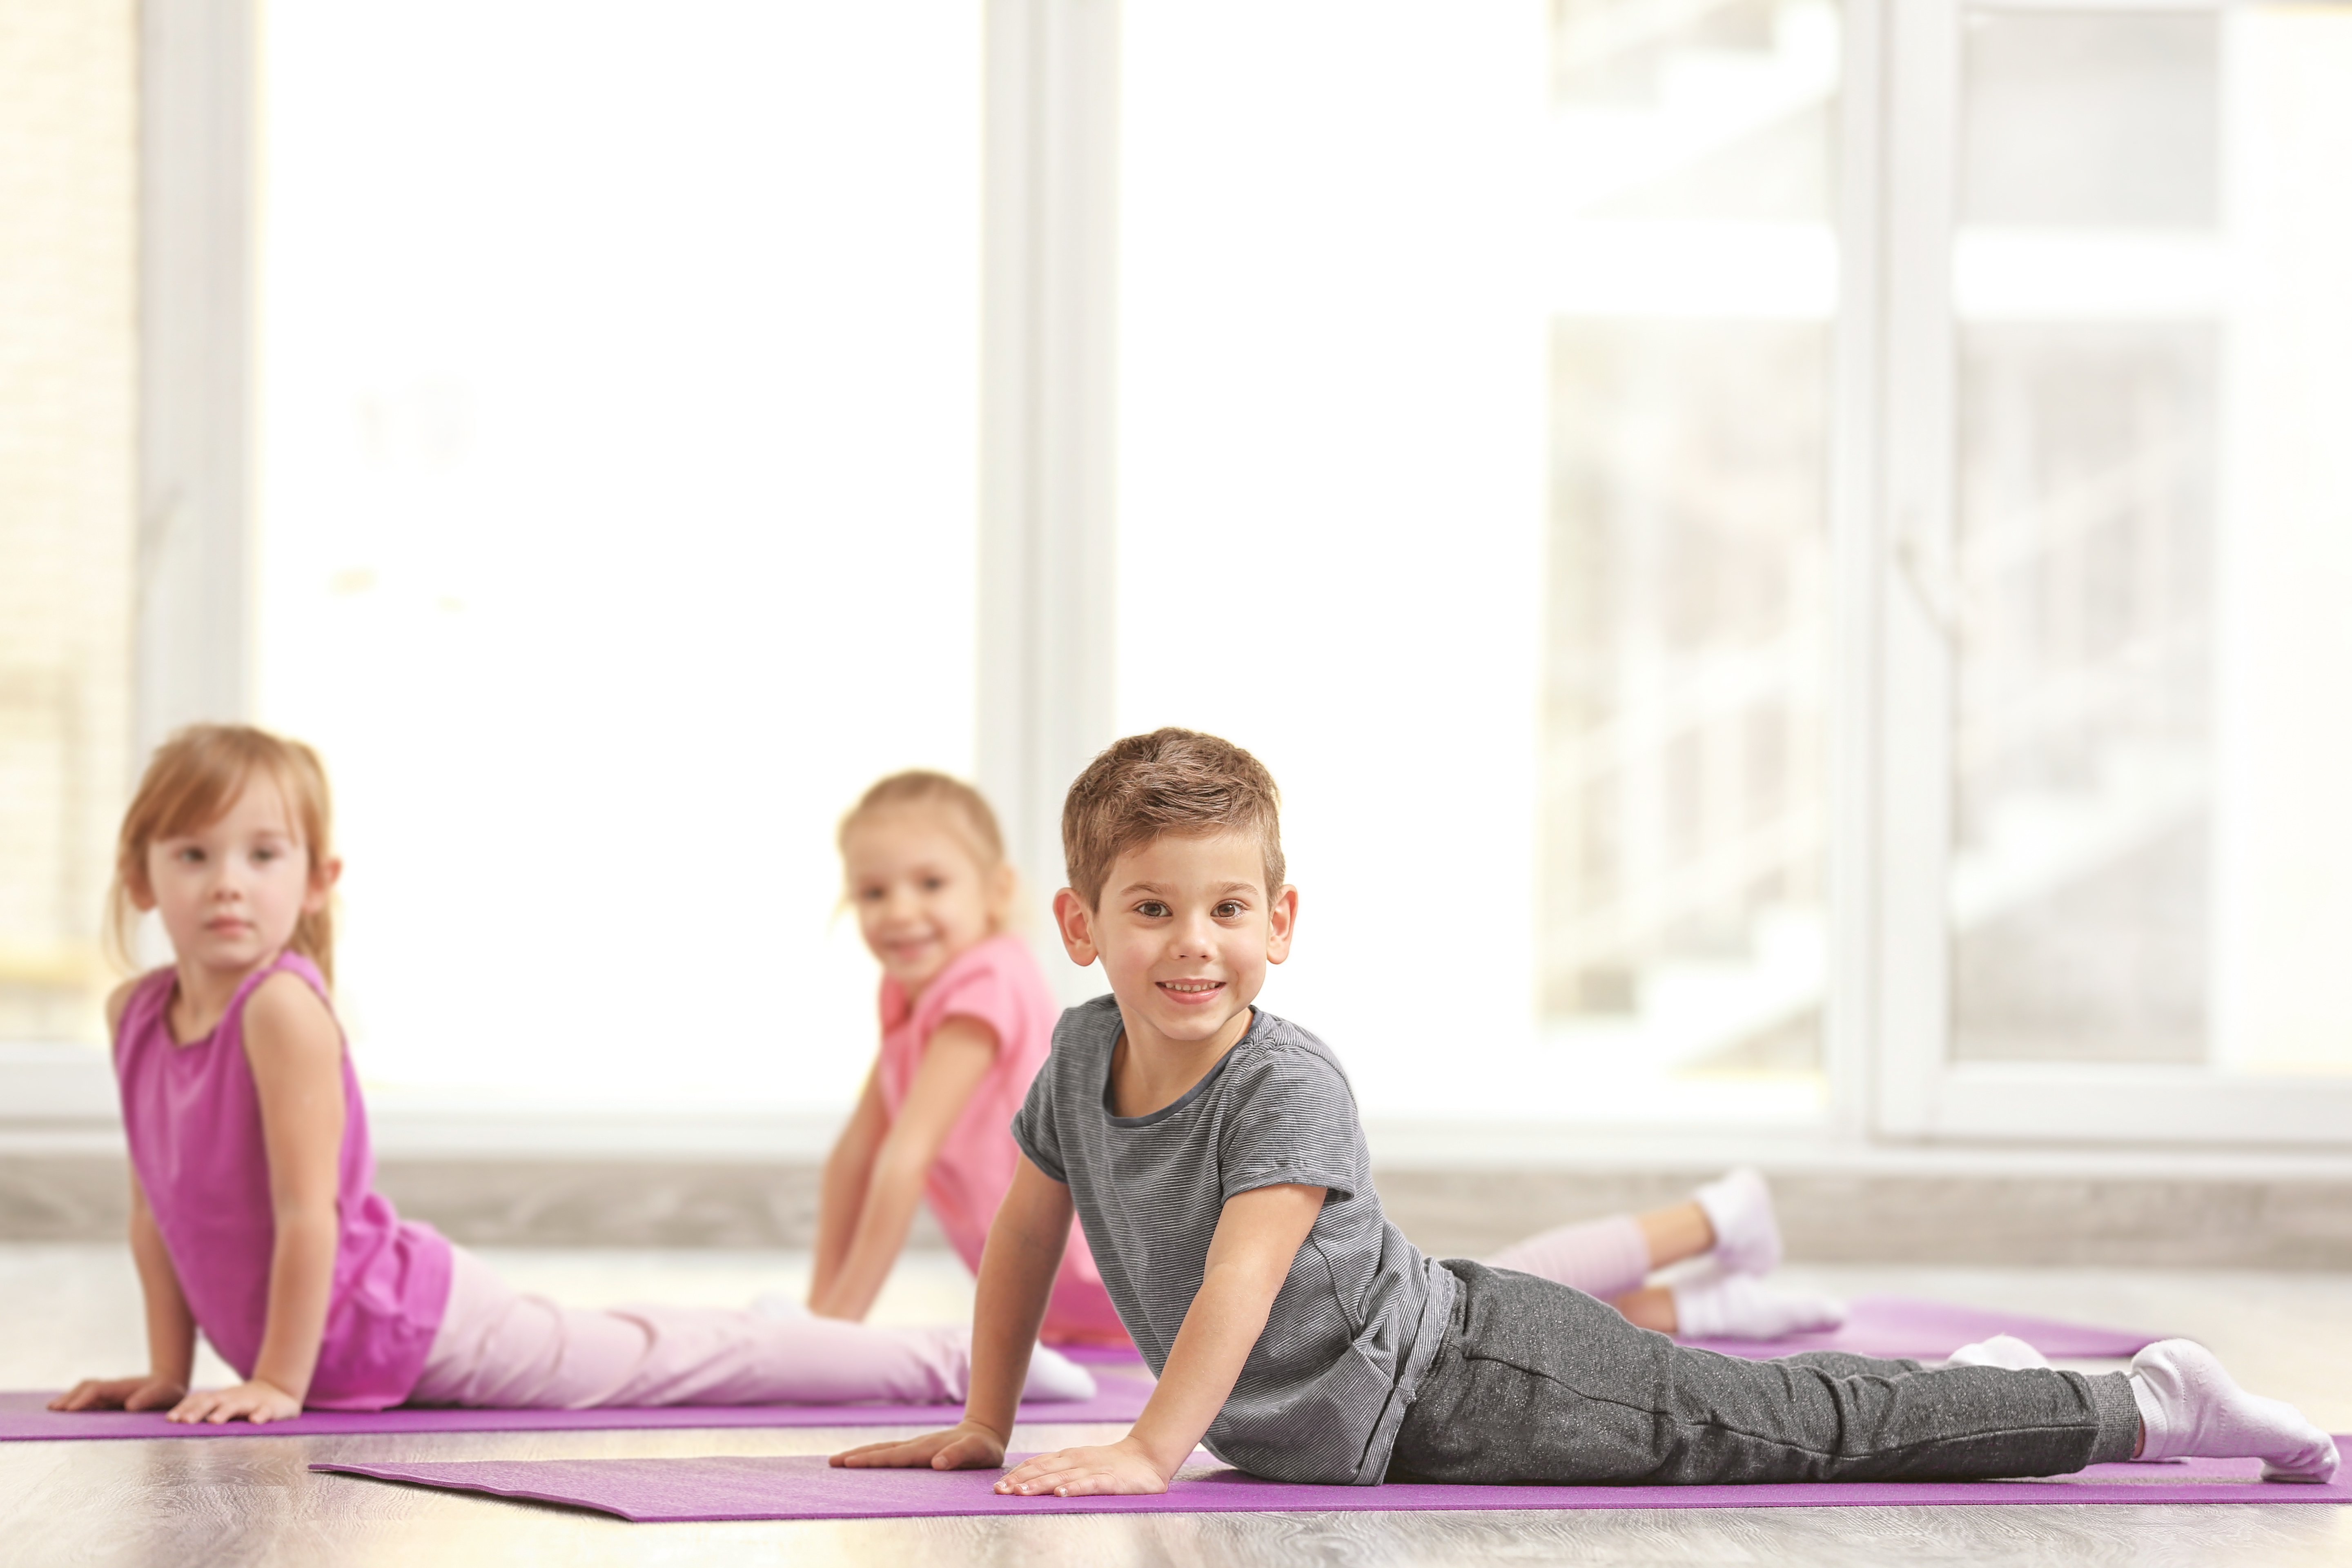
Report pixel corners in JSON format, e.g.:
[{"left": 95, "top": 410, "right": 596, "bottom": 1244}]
[{"left": 1388, "top": 1260, "right": 2140, "bottom": 1486}]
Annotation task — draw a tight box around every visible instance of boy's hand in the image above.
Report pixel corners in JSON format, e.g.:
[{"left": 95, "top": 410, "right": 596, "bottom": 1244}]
[
  {"left": 48, "top": 1374, "right": 187, "bottom": 1413},
  {"left": 993, "top": 1436, "right": 1172, "bottom": 1497},
  {"left": 831, "top": 1420, "right": 1007, "bottom": 1471},
  {"left": 167, "top": 1378, "right": 302, "bottom": 1425}
]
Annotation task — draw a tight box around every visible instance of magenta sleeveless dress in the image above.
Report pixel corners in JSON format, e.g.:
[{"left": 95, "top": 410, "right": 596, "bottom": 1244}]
[{"left": 114, "top": 952, "right": 451, "bottom": 1410}]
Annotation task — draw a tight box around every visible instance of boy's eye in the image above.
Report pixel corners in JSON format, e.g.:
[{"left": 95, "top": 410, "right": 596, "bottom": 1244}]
[
  {"left": 1214, "top": 900, "right": 1244, "bottom": 918},
  {"left": 921, "top": 876, "right": 945, "bottom": 892},
  {"left": 1136, "top": 900, "right": 1170, "bottom": 919}
]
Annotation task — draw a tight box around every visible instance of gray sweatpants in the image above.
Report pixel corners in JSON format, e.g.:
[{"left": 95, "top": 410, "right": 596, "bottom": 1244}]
[{"left": 1387, "top": 1260, "right": 2141, "bottom": 1485}]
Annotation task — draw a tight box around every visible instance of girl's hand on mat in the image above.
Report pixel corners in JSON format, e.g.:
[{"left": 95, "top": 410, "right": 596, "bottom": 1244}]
[
  {"left": 831, "top": 1420, "right": 1008, "bottom": 1471},
  {"left": 47, "top": 1374, "right": 187, "bottom": 1413},
  {"left": 166, "top": 1377, "right": 302, "bottom": 1425},
  {"left": 994, "top": 1437, "right": 1169, "bottom": 1497}
]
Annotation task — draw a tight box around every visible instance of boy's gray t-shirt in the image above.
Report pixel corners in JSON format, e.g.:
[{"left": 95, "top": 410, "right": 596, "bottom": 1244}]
[{"left": 1011, "top": 997, "right": 1457, "bottom": 1486}]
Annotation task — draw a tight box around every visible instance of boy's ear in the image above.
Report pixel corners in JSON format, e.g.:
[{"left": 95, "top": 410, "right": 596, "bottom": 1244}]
[
  {"left": 1265, "top": 884, "right": 1299, "bottom": 965},
  {"left": 1051, "top": 888, "right": 1100, "bottom": 968}
]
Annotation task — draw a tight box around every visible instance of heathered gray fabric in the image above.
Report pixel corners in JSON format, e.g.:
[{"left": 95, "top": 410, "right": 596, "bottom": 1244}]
[
  {"left": 1011, "top": 998, "right": 1454, "bottom": 1486},
  {"left": 1389, "top": 1261, "right": 2142, "bottom": 1484}
]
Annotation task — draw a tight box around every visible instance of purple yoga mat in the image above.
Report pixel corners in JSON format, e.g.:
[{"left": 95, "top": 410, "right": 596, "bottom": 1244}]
[
  {"left": 1675, "top": 1294, "right": 2163, "bottom": 1361},
  {"left": 0, "top": 1296, "right": 2157, "bottom": 1444},
  {"left": 313, "top": 1444, "right": 2352, "bottom": 1522},
  {"left": 0, "top": 1372, "right": 1154, "bottom": 1443}
]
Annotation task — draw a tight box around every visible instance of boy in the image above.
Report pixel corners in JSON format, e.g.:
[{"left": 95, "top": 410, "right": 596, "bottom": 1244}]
[{"left": 836, "top": 729, "right": 2339, "bottom": 1494}]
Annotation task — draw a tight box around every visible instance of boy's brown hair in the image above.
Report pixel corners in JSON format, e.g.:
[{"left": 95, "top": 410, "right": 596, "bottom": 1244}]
[{"left": 1061, "top": 728, "right": 1284, "bottom": 907}]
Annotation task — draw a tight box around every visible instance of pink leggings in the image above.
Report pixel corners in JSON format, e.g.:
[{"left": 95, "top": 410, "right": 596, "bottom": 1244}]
[
  {"left": 1483, "top": 1214, "right": 1651, "bottom": 1301},
  {"left": 407, "top": 1245, "right": 975, "bottom": 1409}
]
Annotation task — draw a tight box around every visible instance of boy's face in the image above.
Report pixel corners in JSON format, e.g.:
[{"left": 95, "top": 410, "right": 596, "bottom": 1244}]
[{"left": 1053, "top": 829, "right": 1296, "bottom": 1053}]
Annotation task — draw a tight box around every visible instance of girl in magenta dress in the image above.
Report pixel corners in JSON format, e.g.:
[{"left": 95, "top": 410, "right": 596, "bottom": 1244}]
[{"left": 53, "top": 727, "right": 1093, "bottom": 1421}]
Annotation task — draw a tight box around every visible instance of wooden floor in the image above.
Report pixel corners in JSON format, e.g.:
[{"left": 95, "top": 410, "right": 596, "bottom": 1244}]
[{"left": 6, "top": 1247, "right": 2349, "bottom": 1566}]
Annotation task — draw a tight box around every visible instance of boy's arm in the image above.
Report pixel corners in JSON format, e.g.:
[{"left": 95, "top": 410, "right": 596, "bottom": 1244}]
[
  {"left": 831, "top": 1151, "right": 1071, "bottom": 1471},
  {"left": 997, "top": 1182, "right": 1325, "bottom": 1498},
  {"left": 169, "top": 974, "right": 345, "bottom": 1424},
  {"left": 809, "top": 1019, "right": 997, "bottom": 1320},
  {"left": 809, "top": 1067, "right": 889, "bottom": 1303}
]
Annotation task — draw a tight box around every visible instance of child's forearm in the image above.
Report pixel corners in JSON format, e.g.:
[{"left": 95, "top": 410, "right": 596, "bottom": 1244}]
[
  {"left": 1119, "top": 1252, "right": 1285, "bottom": 1477},
  {"left": 249, "top": 1208, "right": 338, "bottom": 1401},
  {"left": 128, "top": 1198, "right": 195, "bottom": 1387},
  {"left": 962, "top": 1199, "right": 1066, "bottom": 1441},
  {"left": 811, "top": 1078, "right": 889, "bottom": 1301},
  {"left": 810, "top": 1152, "right": 927, "bottom": 1319},
  {"left": 811, "top": 1151, "right": 875, "bottom": 1301}
]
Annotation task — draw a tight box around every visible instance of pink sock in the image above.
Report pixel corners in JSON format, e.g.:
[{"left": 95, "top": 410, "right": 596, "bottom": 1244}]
[{"left": 1486, "top": 1215, "right": 1650, "bottom": 1299}]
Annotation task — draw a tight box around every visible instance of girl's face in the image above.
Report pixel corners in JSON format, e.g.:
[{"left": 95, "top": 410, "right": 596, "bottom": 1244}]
[
  {"left": 844, "top": 810, "right": 1007, "bottom": 998},
  {"left": 136, "top": 774, "right": 337, "bottom": 981}
]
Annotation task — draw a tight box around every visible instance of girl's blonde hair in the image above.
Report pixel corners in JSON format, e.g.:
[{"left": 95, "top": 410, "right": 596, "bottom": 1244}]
[
  {"left": 109, "top": 724, "right": 339, "bottom": 985},
  {"left": 838, "top": 771, "right": 1016, "bottom": 919}
]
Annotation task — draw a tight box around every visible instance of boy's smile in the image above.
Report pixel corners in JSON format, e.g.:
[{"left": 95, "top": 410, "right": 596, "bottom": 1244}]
[{"left": 1054, "top": 830, "right": 1296, "bottom": 1113}]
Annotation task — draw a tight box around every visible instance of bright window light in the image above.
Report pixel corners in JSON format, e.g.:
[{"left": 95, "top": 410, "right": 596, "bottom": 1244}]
[{"left": 256, "top": 1, "right": 983, "bottom": 1112}]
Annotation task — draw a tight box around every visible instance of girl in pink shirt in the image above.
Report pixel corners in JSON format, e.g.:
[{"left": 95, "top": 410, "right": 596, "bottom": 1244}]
[
  {"left": 53, "top": 727, "right": 1094, "bottom": 1422},
  {"left": 812, "top": 773, "right": 1126, "bottom": 1345}
]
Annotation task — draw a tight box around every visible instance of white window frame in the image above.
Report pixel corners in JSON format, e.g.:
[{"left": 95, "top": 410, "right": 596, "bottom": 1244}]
[
  {"left": 1865, "top": 0, "right": 2352, "bottom": 1145},
  {"left": 53, "top": 0, "right": 2351, "bottom": 1156}
]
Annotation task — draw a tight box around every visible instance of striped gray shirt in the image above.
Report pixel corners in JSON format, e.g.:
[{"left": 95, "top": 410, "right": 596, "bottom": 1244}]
[{"left": 1011, "top": 997, "right": 1456, "bottom": 1485}]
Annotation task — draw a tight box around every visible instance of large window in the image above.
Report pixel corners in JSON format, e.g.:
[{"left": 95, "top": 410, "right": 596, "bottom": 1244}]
[
  {"left": 12, "top": 0, "right": 2348, "bottom": 1149},
  {"left": 255, "top": 1, "right": 984, "bottom": 1111},
  {"left": 0, "top": 0, "right": 134, "bottom": 1048},
  {"left": 1115, "top": 0, "right": 1838, "bottom": 1123},
  {"left": 1880, "top": 0, "right": 2352, "bottom": 1140}
]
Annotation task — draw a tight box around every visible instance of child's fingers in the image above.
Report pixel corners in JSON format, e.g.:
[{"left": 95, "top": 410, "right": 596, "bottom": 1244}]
[
  {"left": 997, "top": 1450, "right": 1089, "bottom": 1493},
  {"left": 933, "top": 1434, "right": 1003, "bottom": 1470},
  {"left": 833, "top": 1433, "right": 947, "bottom": 1468}
]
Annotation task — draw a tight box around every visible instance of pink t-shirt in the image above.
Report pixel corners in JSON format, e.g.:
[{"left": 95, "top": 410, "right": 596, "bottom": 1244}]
[
  {"left": 114, "top": 952, "right": 452, "bottom": 1410},
  {"left": 876, "top": 933, "right": 1126, "bottom": 1345}
]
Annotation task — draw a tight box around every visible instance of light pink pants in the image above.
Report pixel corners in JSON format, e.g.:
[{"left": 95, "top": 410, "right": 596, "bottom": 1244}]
[
  {"left": 1484, "top": 1214, "right": 1651, "bottom": 1301},
  {"left": 407, "top": 1245, "right": 975, "bottom": 1409}
]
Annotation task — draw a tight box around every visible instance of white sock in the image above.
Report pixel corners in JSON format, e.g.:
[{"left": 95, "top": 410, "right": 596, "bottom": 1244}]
[
  {"left": 1693, "top": 1167, "right": 1783, "bottom": 1277},
  {"left": 750, "top": 1292, "right": 809, "bottom": 1319},
  {"left": 2129, "top": 1339, "right": 2339, "bottom": 1483},
  {"left": 1946, "top": 1333, "right": 2051, "bottom": 1371},
  {"left": 1671, "top": 1270, "right": 1847, "bottom": 1339},
  {"left": 1020, "top": 1343, "right": 1099, "bottom": 1403}
]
